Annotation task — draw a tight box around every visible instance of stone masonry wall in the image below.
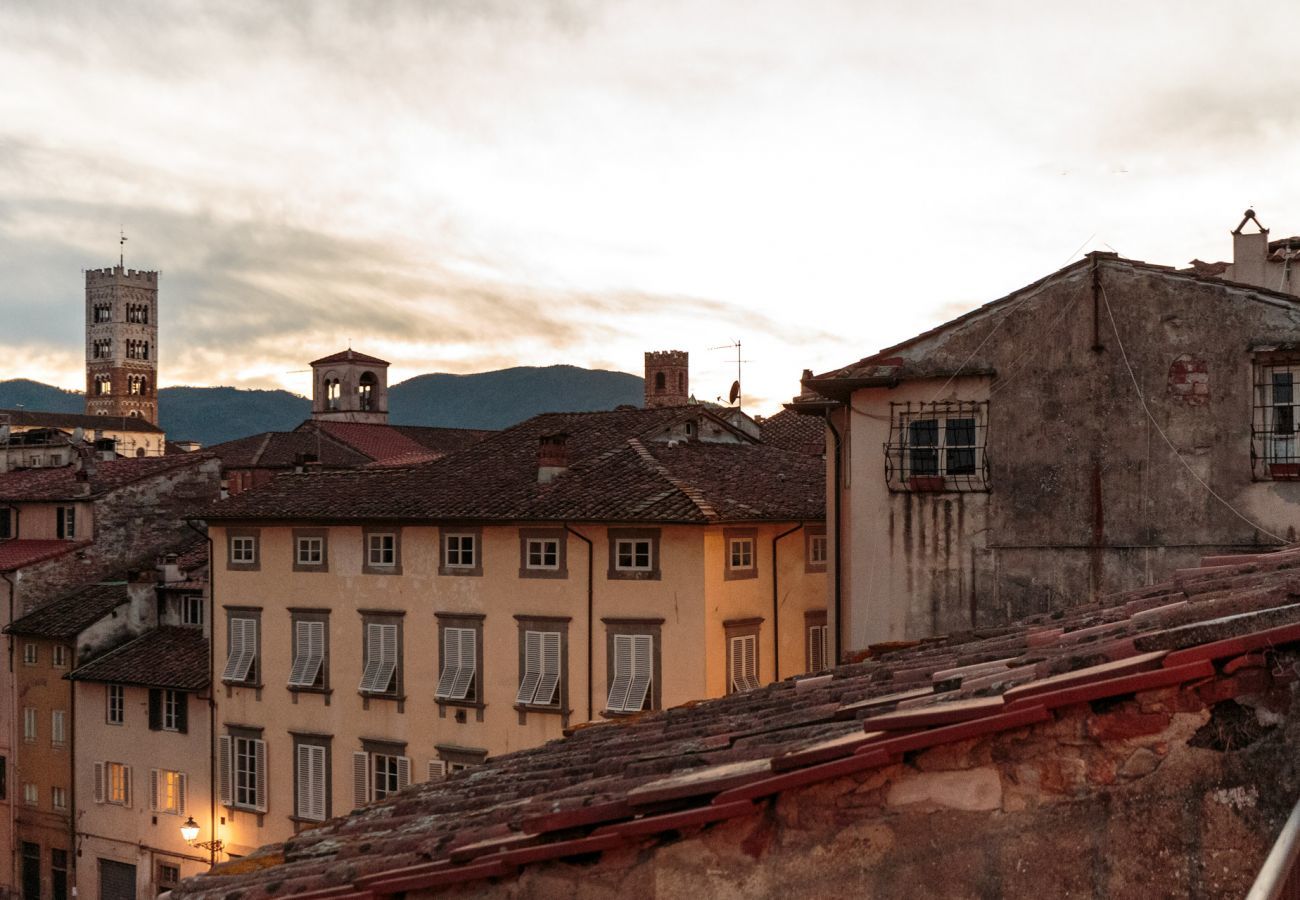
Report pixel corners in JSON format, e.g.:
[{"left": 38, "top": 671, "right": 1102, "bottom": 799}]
[{"left": 442, "top": 654, "right": 1300, "bottom": 899}]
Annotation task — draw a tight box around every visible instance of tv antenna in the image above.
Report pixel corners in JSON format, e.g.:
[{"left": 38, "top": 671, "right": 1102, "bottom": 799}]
[
  {"left": 119, "top": 226, "right": 127, "bottom": 268},
  {"left": 710, "top": 340, "right": 749, "bottom": 407}
]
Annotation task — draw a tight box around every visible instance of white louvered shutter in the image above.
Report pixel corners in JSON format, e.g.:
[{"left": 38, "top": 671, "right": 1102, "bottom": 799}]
[
  {"left": 218, "top": 736, "right": 232, "bottom": 805},
  {"left": 606, "top": 635, "right": 633, "bottom": 712},
  {"left": 358, "top": 624, "right": 384, "bottom": 691},
  {"left": 743, "top": 635, "right": 759, "bottom": 690},
  {"left": 396, "top": 756, "right": 411, "bottom": 791},
  {"left": 450, "top": 629, "right": 476, "bottom": 700},
  {"left": 297, "top": 744, "right": 325, "bottom": 821},
  {"left": 515, "top": 631, "right": 542, "bottom": 705},
  {"left": 352, "top": 751, "right": 369, "bottom": 807},
  {"left": 177, "top": 773, "right": 187, "bottom": 816},
  {"left": 253, "top": 739, "right": 268, "bottom": 812},
  {"left": 222, "top": 618, "right": 256, "bottom": 682},
  {"left": 434, "top": 628, "right": 461, "bottom": 698},
  {"left": 150, "top": 769, "right": 160, "bottom": 812},
  {"left": 288, "top": 621, "right": 324, "bottom": 687},
  {"left": 626, "top": 635, "right": 653, "bottom": 712},
  {"left": 93, "top": 762, "right": 104, "bottom": 803},
  {"left": 536, "top": 632, "right": 561, "bottom": 705},
  {"left": 122, "top": 766, "right": 132, "bottom": 808},
  {"left": 809, "top": 625, "right": 826, "bottom": 673},
  {"left": 296, "top": 744, "right": 311, "bottom": 819},
  {"left": 379, "top": 625, "right": 398, "bottom": 692}
]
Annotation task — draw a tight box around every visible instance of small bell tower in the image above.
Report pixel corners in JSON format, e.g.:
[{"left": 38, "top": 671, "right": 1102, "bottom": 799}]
[
  {"left": 84, "top": 238, "right": 159, "bottom": 423},
  {"left": 310, "top": 349, "right": 390, "bottom": 424}
]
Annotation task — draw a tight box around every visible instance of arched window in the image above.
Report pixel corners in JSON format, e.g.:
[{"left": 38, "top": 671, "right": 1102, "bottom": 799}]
[
  {"left": 654, "top": 371, "right": 666, "bottom": 393},
  {"left": 140, "top": 376, "right": 148, "bottom": 397},
  {"left": 359, "top": 372, "right": 378, "bottom": 411},
  {"left": 95, "top": 375, "right": 112, "bottom": 396},
  {"left": 326, "top": 377, "right": 341, "bottom": 410}
]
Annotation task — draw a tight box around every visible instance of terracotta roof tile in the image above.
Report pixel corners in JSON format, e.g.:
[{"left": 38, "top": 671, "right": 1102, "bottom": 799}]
[
  {"left": 0, "top": 454, "right": 212, "bottom": 502},
  {"left": 0, "top": 539, "right": 86, "bottom": 572},
  {"left": 758, "top": 409, "right": 824, "bottom": 456},
  {"left": 5, "top": 580, "right": 131, "bottom": 639},
  {"left": 68, "top": 626, "right": 209, "bottom": 690},
  {"left": 205, "top": 431, "right": 370, "bottom": 470},
  {"left": 0, "top": 409, "right": 164, "bottom": 434},
  {"left": 309, "top": 349, "right": 389, "bottom": 366}
]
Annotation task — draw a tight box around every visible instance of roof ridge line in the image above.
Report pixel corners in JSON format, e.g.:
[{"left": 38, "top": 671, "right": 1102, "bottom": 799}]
[{"left": 626, "top": 438, "right": 719, "bottom": 522}]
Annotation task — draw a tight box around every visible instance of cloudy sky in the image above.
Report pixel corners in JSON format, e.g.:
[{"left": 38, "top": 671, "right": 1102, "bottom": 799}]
[{"left": 3, "top": 1, "right": 1298, "bottom": 413}]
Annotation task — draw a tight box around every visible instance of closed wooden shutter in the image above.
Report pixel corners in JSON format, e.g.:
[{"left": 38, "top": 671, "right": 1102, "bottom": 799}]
[
  {"left": 253, "top": 739, "right": 267, "bottom": 812},
  {"left": 352, "top": 751, "right": 369, "bottom": 808},
  {"left": 149, "top": 769, "right": 160, "bottom": 811},
  {"left": 808, "top": 624, "right": 827, "bottom": 673},
  {"left": 218, "top": 736, "right": 232, "bottom": 805},
  {"left": 396, "top": 756, "right": 411, "bottom": 791},
  {"left": 297, "top": 744, "right": 325, "bottom": 821},
  {"left": 93, "top": 761, "right": 104, "bottom": 803},
  {"left": 177, "top": 772, "right": 187, "bottom": 816},
  {"left": 122, "top": 765, "right": 132, "bottom": 808},
  {"left": 176, "top": 692, "right": 188, "bottom": 734},
  {"left": 148, "top": 689, "right": 161, "bottom": 730},
  {"left": 428, "top": 759, "right": 446, "bottom": 780}
]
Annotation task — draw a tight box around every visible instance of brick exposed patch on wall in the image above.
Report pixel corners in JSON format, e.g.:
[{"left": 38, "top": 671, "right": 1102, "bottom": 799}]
[{"left": 1168, "top": 353, "right": 1211, "bottom": 405}]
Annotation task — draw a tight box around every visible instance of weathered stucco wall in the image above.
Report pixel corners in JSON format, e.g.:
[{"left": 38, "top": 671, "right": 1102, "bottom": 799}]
[{"left": 841, "top": 257, "right": 1300, "bottom": 644}]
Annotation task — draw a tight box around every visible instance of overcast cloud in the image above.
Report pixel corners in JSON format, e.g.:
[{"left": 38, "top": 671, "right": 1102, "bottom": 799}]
[{"left": 3, "top": 1, "right": 1299, "bottom": 412}]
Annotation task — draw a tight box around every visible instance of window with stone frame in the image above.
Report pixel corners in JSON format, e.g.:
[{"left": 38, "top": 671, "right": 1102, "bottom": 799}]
[
  {"left": 806, "top": 610, "right": 830, "bottom": 673},
  {"left": 226, "top": 529, "right": 260, "bottom": 571},
  {"left": 514, "top": 616, "right": 569, "bottom": 719},
  {"left": 156, "top": 862, "right": 180, "bottom": 895},
  {"left": 148, "top": 689, "right": 187, "bottom": 733},
  {"left": 352, "top": 739, "right": 410, "bottom": 807},
  {"left": 724, "top": 618, "right": 763, "bottom": 693},
  {"left": 358, "top": 613, "right": 402, "bottom": 699},
  {"left": 56, "top": 506, "right": 76, "bottom": 540},
  {"left": 607, "top": 528, "right": 661, "bottom": 581},
  {"left": 885, "top": 400, "right": 988, "bottom": 492},
  {"left": 363, "top": 527, "right": 402, "bottom": 575},
  {"left": 435, "top": 614, "right": 484, "bottom": 712},
  {"left": 221, "top": 609, "right": 261, "bottom": 686},
  {"left": 219, "top": 727, "right": 267, "bottom": 813},
  {"left": 287, "top": 610, "right": 329, "bottom": 692},
  {"left": 149, "top": 769, "right": 186, "bottom": 816},
  {"left": 293, "top": 528, "right": 329, "bottom": 572},
  {"left": 292, "top": 734, "right": 330, "bottom": 823},
  {"left": 434, "top": 744, "right": 488, "bottom": 774},
  {"left": 518, "top": 527, "right": 567, "bottom": 579},
  {"left": 603, "top": 618, "right": 663, "bottom": 714},
  {"left": 439, "top": 527, "right": 483, "bottom": 576},
  {"left": 724, "top": 528, "right": 757, "bottom": 581},
  {"left": 94, "top": 761, "right": 132, "bottom": 806},
  {"left": 107, "top": 684, "right": 125, "bottom": 725},
  {"left": 181, "top": 595, "right": 204, "bottom": 627},
  {"left": 805, "top": 526, "right": 828, "bottom": 573}
]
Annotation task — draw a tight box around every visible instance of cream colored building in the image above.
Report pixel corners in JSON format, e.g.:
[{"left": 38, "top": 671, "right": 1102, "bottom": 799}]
[{"left": 202, "top": 404, "right": 826, "bottom": 858}]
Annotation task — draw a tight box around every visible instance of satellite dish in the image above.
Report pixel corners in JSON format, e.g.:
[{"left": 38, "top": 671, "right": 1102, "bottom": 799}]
[{"left": 728, "top": 381, "right": 740, "bottom": 405}]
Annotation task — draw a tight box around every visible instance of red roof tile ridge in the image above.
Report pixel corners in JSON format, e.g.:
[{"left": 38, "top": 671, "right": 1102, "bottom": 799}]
[{"left": 625, "top": 438, "right": 719, "bottom": 522}]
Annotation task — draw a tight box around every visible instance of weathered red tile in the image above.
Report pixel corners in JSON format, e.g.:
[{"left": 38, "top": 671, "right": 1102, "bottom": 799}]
[
  {"left": 494, "top": 833, "right": 626, "bottom": 867},
  {"left": 520, "top": 799, "right": 636, "bottom": 835},
  {"left": 593, "top": 800, "right": 757, "bottom": 838},
  {"left": 1163, "top": 621, "right": 1300, "bottom": 668},
  {"left": 860, "top": 695, "right": 1006, "bottom": 731},
  {"left": 625, "top": 759, "right": 772, "bottom": 805},
  {"left": 861, "top": 706, "right": 1051, "bottom": 758},
  {"left": 713, "top": 750, "right": 895, "bottom": 805},
  {"left": 1004, "top": 661, "right": 1214, "bottom": 713},
  {"left": 1003, "top": 651, "right": 1168, "bottom": 704},
  {"left": 771, "top": 729, "right": 888, "bottom": 772}
]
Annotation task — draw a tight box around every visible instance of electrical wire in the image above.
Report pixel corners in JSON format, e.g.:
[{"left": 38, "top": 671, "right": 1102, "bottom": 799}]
[{"left": 1099, "top": 280, "right": 1288, "bottom": 544}]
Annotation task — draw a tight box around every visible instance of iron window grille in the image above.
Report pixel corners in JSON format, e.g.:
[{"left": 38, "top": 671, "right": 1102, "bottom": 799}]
[
  {"left": 884, "top": 400, "right": 989, "bottom": 493},
  {"left": 1252, "top": 360, "right": 1300, "bottom": 480}
]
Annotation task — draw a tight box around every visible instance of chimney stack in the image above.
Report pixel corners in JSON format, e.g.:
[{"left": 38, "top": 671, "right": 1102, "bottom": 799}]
[{"left": 538, "top": 434, "right": 569, "bottom": 484}]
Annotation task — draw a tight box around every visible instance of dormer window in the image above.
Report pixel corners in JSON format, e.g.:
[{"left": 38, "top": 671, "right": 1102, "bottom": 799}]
[{"left": 886, "top": 401, "right": 988, "bottom": 492}]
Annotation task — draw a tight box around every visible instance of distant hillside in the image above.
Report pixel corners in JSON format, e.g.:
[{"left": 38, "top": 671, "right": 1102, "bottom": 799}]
[
  {"left": 389, "top": 366, "right": 643, "bottom": 429},
  {"left": 0, "top": 365, "right": 644, "bottom": 446}
]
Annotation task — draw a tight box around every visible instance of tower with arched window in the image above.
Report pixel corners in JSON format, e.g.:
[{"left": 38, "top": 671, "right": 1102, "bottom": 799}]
[
  {"left": 310, "top": 349, "right": 390, "bottom": 424},
  {"left": 84, "top": 264, "right": 159, "bottom": 423},
  {"left": 644, "top": 350, "right": 689, "bottom": 408}
]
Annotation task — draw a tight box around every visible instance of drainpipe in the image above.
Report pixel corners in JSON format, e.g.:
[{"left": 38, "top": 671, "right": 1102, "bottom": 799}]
[
  {"left": 67, "top": 656, "right": 76, "bottom": 893},
  {"left": 563, "top": 526, "right": 594, "bottom": 722},
  {"left": 824, "top": 411, "right": 844, "bottom": 667},
  {"left": 3, "top": 570, "right": 16, "bottom": 885},
  {"left": 770, "top": 524, "right": 802, "bottom": 682},
  {"left": 185, "top": 519, "right": 217, "bottom": 867}
]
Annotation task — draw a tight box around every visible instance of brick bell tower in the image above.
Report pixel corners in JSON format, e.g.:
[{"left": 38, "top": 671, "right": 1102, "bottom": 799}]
[
  {"left": 644, "top": 350, "right": 689, "bottom": 408},
  {"left": 84, "top": 259, "right": 159, "bottom": 424}
]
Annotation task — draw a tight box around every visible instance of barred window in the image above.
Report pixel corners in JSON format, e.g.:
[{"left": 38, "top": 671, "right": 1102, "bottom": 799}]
[
  {"left": 885, "top": 401, "right": 988, "bottom": 492},
  {"left": 1253, "top": 358, "right": 1300, "bottom": 480}
]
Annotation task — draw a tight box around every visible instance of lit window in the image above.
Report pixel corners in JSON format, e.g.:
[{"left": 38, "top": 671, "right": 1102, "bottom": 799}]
[
  {"left": 96, "top": 761, "right": 131, "bottom": 806},
  {"left": 150, "top": 769, "right": 186, "bottom": 815}
]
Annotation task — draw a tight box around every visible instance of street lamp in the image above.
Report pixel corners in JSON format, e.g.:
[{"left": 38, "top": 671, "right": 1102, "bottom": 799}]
[{"left": 180, "top": 817, "right": 223, "bottom": 852}]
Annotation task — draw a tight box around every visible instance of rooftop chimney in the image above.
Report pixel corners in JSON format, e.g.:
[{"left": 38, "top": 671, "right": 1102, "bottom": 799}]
[{"left": 538, "top": 433, "right": 569, "bottom": 484}]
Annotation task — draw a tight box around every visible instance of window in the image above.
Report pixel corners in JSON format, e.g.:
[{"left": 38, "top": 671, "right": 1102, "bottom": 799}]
[
  {"left": 56, "top": 506, "right": 75, "bottom": 540},
  {"left": 149, "top": 689, "right": 187, "bottom": 733},
  {"left": 515, "top": 630, "right": 561, "bottom": 708},
  {"left": 219, "top": 732, "right": 267, "bottom": 813},
  {"left": 358, "top": 620, "right": 400, "bottom": 696},
  {"left": 352, "top": 745, "right": 410, "bottom": 806},
  {"left": 287, "top": 616, "right": 327, "bottom": 690},
  {"left": 724, "top": 528, "right": 757, "bottom": 581},
  {"left": 229, "top": 535, "right": 257, "bottom": 566},
  {"left": 363, "top": 528, "right": 401, "bottom": 574},
  {"left": 435, "top": 623, "right": 479, "bottom": 703},
  {"left": 157, "top": 862, "right": 180, "bottom": 895},
  {"left": 885, "top": 401, "right": 988, "bottom": 492},
  {"left": 93, "top": 303, "right": 111, "bottom": 323},
  {"left": 23, "top": 783, "right": 37, "bottom": 807},
  {"left": 51, "top": 711, "right": 66, "bottom": 747},
  {"left": 0, "top": 507, "right": 11, "bottom": 540},
  {"left": 725, "top": 618, "right": 762, "bottom": 693},
  {"left": 325, "top": 377, "right": 341, "bottom": 410},
  {"left": 519, "top": 528, "right": 567, "bottom": 579},
  {"left": 434, "top": 745, "right": 487, "bottom": 774},
  {"left": 439, "top": 528, "right": 482, "bottom": 576},
  {"left": 293, "top": 737, "right": 329, "bottom": 822},
  {"left": 51, "top": 645, "right": 69, "bottom": 669},
  {"left": 51, "top": 850, "right": 67, "bottom": 900},
  {"left": 806, "top": 528, "right": 828, "bottom": 573},
  {"left": 358, "top": 372, "right": 378, "bottom": 411},
  {"left": 605, "top": 634, "right": 654, "bottom": 713},
  {"left": 806, "top": 610, "right": 830, "bottom": 673},
  {"left": 608, "top": 528, "right": 661, "bottom": 580},
  {"left": 21, "top": 842, "right": 38, "bottom": 900},
  {"left": 93, "top": 338, "right": 112, "bottom": 358},
  {"left": 23, "top": 643, "right": 37, "bottom": 666},
  {"left": 1254, "top": 358, "right": 1300, "bottom": 479},
  {"left": 149, "top": 769, "right": 186, "bottom": 815},
  {"left": 107, "top": 685, "right": 125, "bottom": 725},
  {"left": 51, "top": 787, "right": 66, "bottom": 811},
  {"left": 23, "top": 708, "right": 36, "bottom": 742},
  {"left": 181, "top": 595, "right": 204, "bottom": 627},
  {"left": 94, "top": 762, "right": 132, "bottom": 806},
  {"left": 0, "top": 755, "right": 7, "bottom": 800},
  {"left": 293, "top": 529, "right": 328, "bottom": 572},
  {"left": 222, "top": 613, "right": 260, "bottom": 684},
  {"left": 94, "top": 374, "right": 112, "bottom": 396}
]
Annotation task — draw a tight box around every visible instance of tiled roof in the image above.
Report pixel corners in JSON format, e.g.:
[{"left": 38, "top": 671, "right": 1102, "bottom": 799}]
[
  {"left": 0, "top": 409, "right": 165, "bottom": 434},
  {"left": 309, "top": 350, "right": 389, "bottom": 367},
  {"left": 175, "top": 544, "right": 1300, "bottom": 899},
  {"left": 0, "top": 453, "right": 211, "bottom": 502},
  {"left": 201, "top": 408, "right": 822, "bottom": 524},
  {"left": 0, "top": 539, "right": 86, "bottom": 572},
  {"left": 758, "top": 409, "right": 824, "bottom": 456},
  {"left": 68, "top": 627, "right": 209, "bottom": 690},
  {"left": 205, "top": 431, "right": 371, "bottom": 470},
  {"left": 390, "top": 425, "right": 493, "bottom": 456},
  {"left": 5, "top": 580, "right": 130, "bottom": 639},
  {"left": 307, "top": 422, "right": 440, "bottom": 464}
]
